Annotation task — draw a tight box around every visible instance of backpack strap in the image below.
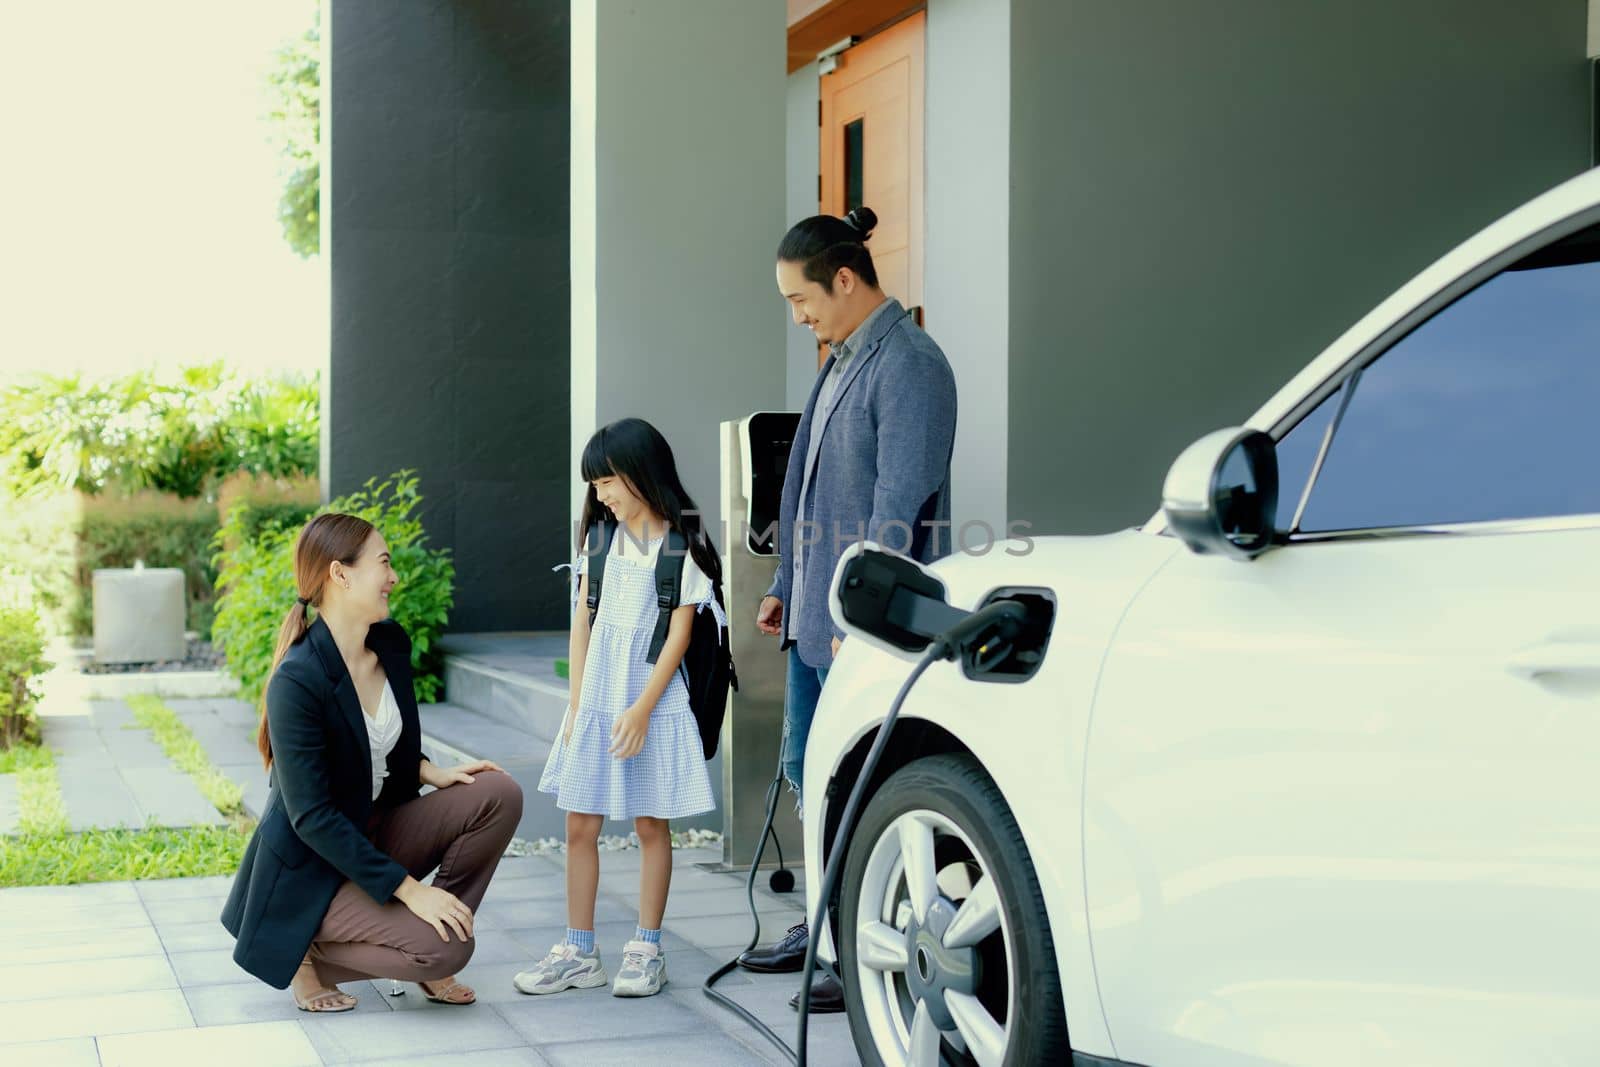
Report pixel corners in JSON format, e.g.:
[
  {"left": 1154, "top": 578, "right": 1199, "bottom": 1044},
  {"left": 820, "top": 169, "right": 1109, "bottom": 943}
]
[
  {"left": 584, "top": 521, "right": 618, "bottom": 627},
  {"left": 646, "top": 528, "right": 688, "bottom": 665}
]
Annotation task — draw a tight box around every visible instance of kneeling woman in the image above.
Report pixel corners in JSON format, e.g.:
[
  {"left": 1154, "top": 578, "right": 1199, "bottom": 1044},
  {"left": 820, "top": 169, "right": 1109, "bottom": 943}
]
[{"left": 222, "top": 513, "right": 522, "bottom": 1012}]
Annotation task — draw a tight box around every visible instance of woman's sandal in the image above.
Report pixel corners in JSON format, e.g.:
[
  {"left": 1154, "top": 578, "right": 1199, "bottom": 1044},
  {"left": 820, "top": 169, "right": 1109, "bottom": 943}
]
[
  {"left": 419, "top": 976, "right": 477, "bottom": 1005},
  {"left": 292, "top": 961, "right": 358, "bottom": 1013}
]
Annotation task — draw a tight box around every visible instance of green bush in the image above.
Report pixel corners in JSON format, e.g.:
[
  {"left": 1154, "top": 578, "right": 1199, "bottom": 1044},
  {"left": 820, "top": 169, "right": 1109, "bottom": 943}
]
[
  {"left": 212, "top": 471, "right": 455, "bottom": 706},
  {"left": 0, "top": 363, "right": 318, "bottom": 501},
  {"left": 0, "top": 606, "right": 51, "bottom": 750},
  {"left": 0, "top": 493, "right": 222, "bottom": 639},
  {"left": 0, "top": 494, "right": 77, "bottom": 633}
]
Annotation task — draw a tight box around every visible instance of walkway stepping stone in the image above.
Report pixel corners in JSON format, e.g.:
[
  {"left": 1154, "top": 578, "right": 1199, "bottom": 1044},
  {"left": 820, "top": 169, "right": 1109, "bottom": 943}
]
[{"left": 43, "top": 704, "right": 225, "bottom": 832}]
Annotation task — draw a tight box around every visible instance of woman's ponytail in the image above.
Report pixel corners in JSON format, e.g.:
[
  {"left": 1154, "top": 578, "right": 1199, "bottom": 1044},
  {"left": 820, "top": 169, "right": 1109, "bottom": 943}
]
[
  {"left": 255, "top": 513, "right": 377, "bottom": 770},
  {"left": 258, "top": 600, "right": 310, "bottom": 769}
]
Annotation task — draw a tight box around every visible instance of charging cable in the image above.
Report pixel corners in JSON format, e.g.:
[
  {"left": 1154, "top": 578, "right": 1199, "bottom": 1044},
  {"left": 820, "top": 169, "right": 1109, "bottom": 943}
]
[{"left": 704, "top": 599, "right": 1026, "bottom": 1066}]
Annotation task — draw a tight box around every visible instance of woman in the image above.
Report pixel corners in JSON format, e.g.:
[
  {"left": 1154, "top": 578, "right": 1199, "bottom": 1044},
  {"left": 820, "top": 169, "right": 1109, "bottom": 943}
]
[{"left": 221, "top": 513, "right": 523, "bottom": 1012}]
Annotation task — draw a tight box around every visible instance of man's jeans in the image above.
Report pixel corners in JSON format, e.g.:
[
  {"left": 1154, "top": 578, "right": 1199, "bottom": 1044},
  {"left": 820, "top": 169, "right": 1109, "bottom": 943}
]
[{"left": 781, "top": 649, "right": 830, "bottom": 810}]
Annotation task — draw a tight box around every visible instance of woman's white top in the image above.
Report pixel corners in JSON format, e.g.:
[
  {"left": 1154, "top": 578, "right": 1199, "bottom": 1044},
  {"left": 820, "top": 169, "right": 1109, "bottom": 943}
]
[{"left": 365, "top": 681, "right": 401, "bottom": 801}]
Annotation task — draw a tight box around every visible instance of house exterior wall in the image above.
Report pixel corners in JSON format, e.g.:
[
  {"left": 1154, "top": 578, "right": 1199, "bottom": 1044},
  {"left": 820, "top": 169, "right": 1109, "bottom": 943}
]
[
  {"left": 1006, "top": 0, "right": 1593, "bottom": 535},
  {"left": 571, "top": 0, "right": 788, "bottom": 551},
  {"left": 328, "top": 0, "right": 572, "bottom": 629}
]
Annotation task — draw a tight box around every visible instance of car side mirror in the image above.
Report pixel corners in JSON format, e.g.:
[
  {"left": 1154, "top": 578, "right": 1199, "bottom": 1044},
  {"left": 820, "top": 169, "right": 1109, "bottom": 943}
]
[{"left": 1161, "top": 428, "right": 1279, "bottom": 560}]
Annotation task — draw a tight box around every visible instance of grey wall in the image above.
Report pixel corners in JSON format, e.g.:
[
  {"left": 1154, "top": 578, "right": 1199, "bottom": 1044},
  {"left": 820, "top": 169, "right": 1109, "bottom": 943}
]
[
  {"left": 1008, "top": 0, "right": 1594, "bottom": 535},
  {"left": 927, "top": 0, "right": 1011, "bottom": 535},
  {"left": 571, "top": 0, "right": 787, "bottom": 550},
  {"left": 329, "top": 0, "right": 571, "bottom": 631},
  {"left": 785, "top": 65, "right": 822, "bottom": 412}
]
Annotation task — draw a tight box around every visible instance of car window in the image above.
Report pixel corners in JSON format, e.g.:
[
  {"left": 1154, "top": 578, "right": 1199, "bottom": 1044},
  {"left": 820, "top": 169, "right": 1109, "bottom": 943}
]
[
  {"left": 1296, "top": 222, "right": 1600, "bottom": 532},
  {"left": 1272, "top": 387, "right": 1340, "bottom": 530}
]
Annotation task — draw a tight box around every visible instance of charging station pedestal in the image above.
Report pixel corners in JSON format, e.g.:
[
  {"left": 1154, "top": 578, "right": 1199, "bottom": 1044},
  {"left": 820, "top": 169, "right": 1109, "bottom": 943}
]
[{"left": 718, "top": 413, "right": 804, "bottom": 871}]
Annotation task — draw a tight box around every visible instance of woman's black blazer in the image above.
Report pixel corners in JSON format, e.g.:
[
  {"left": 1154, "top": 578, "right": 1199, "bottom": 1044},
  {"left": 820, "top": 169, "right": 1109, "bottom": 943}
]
[{"left": 220, "top": 617, "right": 427, "bottom": 988}]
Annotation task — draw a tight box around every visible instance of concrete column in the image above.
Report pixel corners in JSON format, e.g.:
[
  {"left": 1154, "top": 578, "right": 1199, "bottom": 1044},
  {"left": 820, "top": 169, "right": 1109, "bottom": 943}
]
[
  {"left": 926, "top": 0, "right": 1011, "bottom": 537},
  {"left": 328, "top": 0, "right": 571, "bottom": 630},
  {"left": 785, "top": 64, "right": 822, "bottom": 411},
  {"left": 570, "top": 0, "right": 788, "bottom": 550}
]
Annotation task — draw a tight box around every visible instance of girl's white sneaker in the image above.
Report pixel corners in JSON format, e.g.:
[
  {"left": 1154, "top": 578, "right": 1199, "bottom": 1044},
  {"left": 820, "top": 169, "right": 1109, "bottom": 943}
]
[
  {"left": 611, "top": 940, "right": 667, "bottom": 997},
  {"left": 513, "top": 943, "right": 608, "bottom": 995}
]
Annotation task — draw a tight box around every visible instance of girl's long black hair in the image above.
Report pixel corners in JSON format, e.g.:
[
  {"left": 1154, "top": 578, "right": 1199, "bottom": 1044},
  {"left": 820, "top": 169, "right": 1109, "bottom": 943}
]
[{"left": 578, "top": 417, "right": 723, "bottom": 589}]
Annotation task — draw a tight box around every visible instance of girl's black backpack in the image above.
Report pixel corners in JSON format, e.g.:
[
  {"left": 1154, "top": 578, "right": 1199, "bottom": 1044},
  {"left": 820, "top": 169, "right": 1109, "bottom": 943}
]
[{"left": 585, "top": 523, "right": 738, "bottom": 759}]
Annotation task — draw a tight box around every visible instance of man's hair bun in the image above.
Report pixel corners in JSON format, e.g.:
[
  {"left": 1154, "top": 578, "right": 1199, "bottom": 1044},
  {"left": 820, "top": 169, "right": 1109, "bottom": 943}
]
[{"left": 842, "top": 207, "right": 878, "bottom": 241}]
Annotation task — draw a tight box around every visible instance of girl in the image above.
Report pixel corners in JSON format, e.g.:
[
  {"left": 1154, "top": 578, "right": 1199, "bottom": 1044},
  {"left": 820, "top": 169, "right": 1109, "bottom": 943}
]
[
  {"left": 514, "top": 418, "right": 724, "bottom": 999},
  {"left": 221, "top": 513, "right": 523, "bottom": 1012}
]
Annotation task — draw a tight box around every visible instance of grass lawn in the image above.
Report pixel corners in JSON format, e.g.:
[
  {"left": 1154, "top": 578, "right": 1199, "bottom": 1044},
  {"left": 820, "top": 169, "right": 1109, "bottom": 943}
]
[{"left": 0, "top": 696, "right": 254, "bottom": 887}]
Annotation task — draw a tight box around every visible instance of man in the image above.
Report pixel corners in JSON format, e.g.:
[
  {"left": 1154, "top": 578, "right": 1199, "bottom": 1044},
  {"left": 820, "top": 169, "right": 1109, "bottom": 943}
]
[{"left": 738, "top": 207, "right": 958, "bottom": 1014}]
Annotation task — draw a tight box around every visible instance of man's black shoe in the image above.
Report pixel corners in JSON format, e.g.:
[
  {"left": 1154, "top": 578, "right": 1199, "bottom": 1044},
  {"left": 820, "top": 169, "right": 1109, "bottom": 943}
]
[
  {"left": 737, "top": 920, "right": 808, "bottom": 973},
  {"left": 789, "top": 972, "right": 845, "bottom": 1014}
]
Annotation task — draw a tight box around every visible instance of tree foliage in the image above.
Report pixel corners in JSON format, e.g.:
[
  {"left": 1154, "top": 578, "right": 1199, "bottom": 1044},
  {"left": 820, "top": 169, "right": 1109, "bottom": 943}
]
[
  {"left": 266, "top": 5, "right": 321, "bottom": 258},
  {"left": 0, "top": 363, "right": 319, "bottom": 500},
  {"left": 212, "top": 471, "right": 455, "bottom": 706}
]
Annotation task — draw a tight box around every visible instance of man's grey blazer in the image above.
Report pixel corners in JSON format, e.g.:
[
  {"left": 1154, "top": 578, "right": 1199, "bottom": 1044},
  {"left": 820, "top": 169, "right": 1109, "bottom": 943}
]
[{"left": 766, "top": 298, "right": 958, "bottom": 669}]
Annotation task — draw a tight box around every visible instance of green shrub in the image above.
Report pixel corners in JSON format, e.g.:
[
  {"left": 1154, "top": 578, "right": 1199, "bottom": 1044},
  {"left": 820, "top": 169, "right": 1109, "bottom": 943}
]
[
  {"left": 0, "top": 363, "right": 318, "bottom": 501},
  {"left": 0, "top": 494, "right": 77, "bottom": 632},
  {"left": 0, "top": 606, "right": 51, "bottom": 750},
  {"left": 213, "top": 471, "right": 320, "bottom": 552},
  {"left": 0, "top": 493, "right": 222, "bottom": 639},
  {"left": 212, "top": 471, "right": 454, "bottom": 706}
]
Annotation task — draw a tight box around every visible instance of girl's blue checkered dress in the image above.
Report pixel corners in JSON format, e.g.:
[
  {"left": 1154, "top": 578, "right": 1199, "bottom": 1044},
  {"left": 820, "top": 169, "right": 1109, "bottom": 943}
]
[{"left": 538, "top": 534, "right": 719, "bottom": 821}]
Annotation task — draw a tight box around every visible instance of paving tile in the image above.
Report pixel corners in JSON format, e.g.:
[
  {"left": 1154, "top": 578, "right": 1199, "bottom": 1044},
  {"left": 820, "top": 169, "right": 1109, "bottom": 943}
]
[
  {"left": 298, "top": 1007, "right": 527, "bottom": 1063},
  {"left": 167, "top": 948, "right": 258, "bottom": 987},
  {"left": 120, "top": 767, "right": 225, "bottom": 828},
  {"left": 97, "top": 1020, "right": 321, "bottom": 1067},
  {"left": 0, "top": 955, "right": 177, "bottom": 1001},
  {"left": 155, "top": 920, "right": 236, "bottom": 954},
  {"left": 56, "top": 761, "right": 143, "bottom": 830},
  {"left": 0, "top": 880, "right": 141, "bottom": 909},
  {"left": 0, "top": 1037, "right": 101, "bottom": 1066},
  {"left": 664, "top": 913, "right": 803, "bottom": 956},
  {"left": 492, "top": 982, "right": 712, "bottom": 1041},
  {"left": 144, "top": 897, "right": 228, "bottom": 926},
  {"left": 481, "top": 892, "right": 631, "bottom": 928},
  {"left": 488, "top": 856, "right": 566, "bottom": 881},
  {"left": 536, "top": 1031, "right": 786, "bottom": 1067},
  {"left": 99, "top": 729, "right": 172, "bottom": 770},
  {"left": 479, "top": 875, "right": 576, "bottom": 906},
  {"left": 597, "top": 864, "right": 739, "bottom": 896},
  {"left": 657, "top": 885, "right": 805, "bottom": 920},
  {"left": 134, "top": 874, "right": 233, "bottom": 902},
  {"left": 347, "top": 1050, "right": 548, "bottom": 1067},
  {"left": 216, "top": 762, "right": 269, "bottom": 817},
  {"left": 90, "top": 701, "right": 138, "bottom": 730},
  {"left": 0, "top": 924, "right": 164, "bottom": 966},
  {"left": 182, "top": 980, "right": 394, "bottom": 1026},
  {"left": 0, "top": 901, "right": 152, "bottom": 936},
  {"left": 699, "top": 976, "right": 861, "bottom": 1065},
  {"left": 0, "top": 989, "right": 192, "bottom": 1044}
]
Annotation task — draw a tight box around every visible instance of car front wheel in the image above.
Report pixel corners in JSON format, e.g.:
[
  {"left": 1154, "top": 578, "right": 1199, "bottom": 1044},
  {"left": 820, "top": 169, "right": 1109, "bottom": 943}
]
[{"left": 838, "top": 754, "right": 1068, "bottom": 1066}]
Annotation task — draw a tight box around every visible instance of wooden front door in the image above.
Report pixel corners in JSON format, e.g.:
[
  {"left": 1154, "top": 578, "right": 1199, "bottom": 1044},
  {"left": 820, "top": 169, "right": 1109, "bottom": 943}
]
[{"left": 818, "top": 10, "right": 924, "bottom": 366}]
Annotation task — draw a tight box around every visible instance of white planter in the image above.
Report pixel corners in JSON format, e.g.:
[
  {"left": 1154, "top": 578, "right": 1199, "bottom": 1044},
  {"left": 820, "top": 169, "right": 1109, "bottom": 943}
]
[{"left": 92, "top": 567, "right": 186, "bottom": 664}]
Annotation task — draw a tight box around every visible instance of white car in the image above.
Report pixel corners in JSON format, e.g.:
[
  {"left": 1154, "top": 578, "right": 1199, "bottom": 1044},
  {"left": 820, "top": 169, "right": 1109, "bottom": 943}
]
[{"left": 804, "top": 165, "right": 1600, "bottom": 1067}]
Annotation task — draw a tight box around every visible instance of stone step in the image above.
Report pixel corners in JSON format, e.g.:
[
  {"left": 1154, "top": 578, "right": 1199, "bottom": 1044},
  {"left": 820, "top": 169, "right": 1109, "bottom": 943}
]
[{"left": 442, "top": 650, "right": 570, "bottom": 743}]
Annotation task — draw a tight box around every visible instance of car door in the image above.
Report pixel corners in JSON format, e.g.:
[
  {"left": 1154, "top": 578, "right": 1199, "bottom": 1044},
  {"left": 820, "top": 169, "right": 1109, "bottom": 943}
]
[{"left": 1081, "top": 219, "right": 1600, "bottom": 1066}]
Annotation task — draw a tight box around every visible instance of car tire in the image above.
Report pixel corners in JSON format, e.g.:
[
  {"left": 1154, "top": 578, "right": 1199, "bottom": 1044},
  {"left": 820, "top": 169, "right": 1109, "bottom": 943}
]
[{"left": 838, "top": 753, "right": 1068, "bottom": 1066}]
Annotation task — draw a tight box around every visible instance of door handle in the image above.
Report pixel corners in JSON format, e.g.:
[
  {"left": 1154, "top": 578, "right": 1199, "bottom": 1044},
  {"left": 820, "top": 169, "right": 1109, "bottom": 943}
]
[{"left": 1506, "top": 642, "right": 1600, "bottom": 681}]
